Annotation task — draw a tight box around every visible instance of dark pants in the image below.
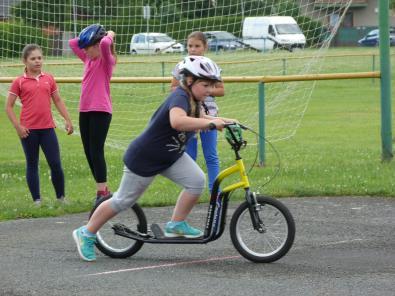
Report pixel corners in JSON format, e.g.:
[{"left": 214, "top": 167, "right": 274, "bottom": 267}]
[
  {"left": 21, "top": 128, "right": 64, "bottom": 201},
  {"left": 79, "top": 111, "right": 112, "bottom": 183}
]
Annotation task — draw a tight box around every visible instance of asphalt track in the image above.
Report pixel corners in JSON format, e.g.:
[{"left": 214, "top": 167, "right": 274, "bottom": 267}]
[{"left": 0, "top": 196, "right": 394, "bottom": 296}]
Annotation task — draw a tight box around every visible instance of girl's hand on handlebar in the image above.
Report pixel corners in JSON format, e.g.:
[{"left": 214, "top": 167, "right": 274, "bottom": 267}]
[
  {"left": 221, "top": 117, "right": 239, "bottom": 124},
  {"left": 208, "top": 118, "right": 227, "bottom": 131}
]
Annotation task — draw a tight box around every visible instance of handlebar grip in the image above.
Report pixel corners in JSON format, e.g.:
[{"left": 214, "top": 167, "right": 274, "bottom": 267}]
[
  {"left": 208, "top": 122, "right": 217, "bottom": 130},
  {"left": 224, "top": 122, "right": 248, "bottom": 130},
  {"left": 238, "top": 123, "right": 248, "bottom": 130}
]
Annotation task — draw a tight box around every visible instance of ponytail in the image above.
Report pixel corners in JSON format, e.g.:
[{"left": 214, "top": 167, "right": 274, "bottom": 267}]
[{"left": 180, "top": 78, "right": 201, "bottom": 118}]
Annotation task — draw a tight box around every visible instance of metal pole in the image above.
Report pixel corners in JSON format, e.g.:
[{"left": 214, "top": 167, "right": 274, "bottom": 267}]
[
  {"left": 372, "top": 54, "right": 375, "bottom": 84},
  {"left": 282, "top": 58, "right": 286, "bottom": 75},
  {"left": 72, "top": 0, "right": 77, "bottom": 37},
  {"left": 241, "top": 0, "right": 244, "bottom": 20},
  {"left": 379, "top": 0, "right": 393, "bottom": 161},
  {"left": 161, "top": 61, "right": 165, "bottom": 93},
  {"left": 258, "top": 82, "right": 266, "bottom": 166}
]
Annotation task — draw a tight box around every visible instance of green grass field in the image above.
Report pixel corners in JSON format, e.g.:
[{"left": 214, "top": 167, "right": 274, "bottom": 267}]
[{"left": 0, "top": 47, "right": 394, "bottom": 221}]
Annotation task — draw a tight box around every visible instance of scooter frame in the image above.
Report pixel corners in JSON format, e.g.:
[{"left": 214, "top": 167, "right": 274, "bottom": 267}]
[{"left": 110, "top": 125, "right": 262, "bottom": 244}]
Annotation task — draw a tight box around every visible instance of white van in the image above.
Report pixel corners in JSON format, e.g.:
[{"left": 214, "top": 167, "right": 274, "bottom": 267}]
[{"left": 242, "top": 16, "right": 306, "bottom": 52}]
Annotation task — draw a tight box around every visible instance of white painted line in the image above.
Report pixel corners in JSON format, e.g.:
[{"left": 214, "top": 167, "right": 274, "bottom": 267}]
[
  {"left": 85, "top": 255, "right": 241, "bottom": 277},
  {"left": 322, "top": 238, "right": 364, "bottom": 246}
]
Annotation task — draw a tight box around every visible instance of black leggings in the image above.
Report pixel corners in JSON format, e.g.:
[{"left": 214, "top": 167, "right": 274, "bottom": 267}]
[
  {"left": 79, "top": 112, "right": 112, "bottom": 183},
  {"left": 21, "top": 128, "right": 64, "bottom": 201}
]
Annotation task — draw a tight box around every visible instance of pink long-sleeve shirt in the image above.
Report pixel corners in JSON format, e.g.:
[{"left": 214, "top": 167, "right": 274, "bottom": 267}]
[{"left": 69, "top": 36, "right": 115, "bottom": 113}]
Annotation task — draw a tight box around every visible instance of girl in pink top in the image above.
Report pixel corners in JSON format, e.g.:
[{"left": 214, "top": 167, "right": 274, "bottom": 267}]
[
  {"left": 69, "top": 24, "right": 117, "bottom": 203},
  {"left": 5, "top": 44, "right": 74, "bottom": 205}
]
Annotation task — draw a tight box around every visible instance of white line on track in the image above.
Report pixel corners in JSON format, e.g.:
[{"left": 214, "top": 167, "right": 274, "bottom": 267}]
[
  {"left": 85, "top": 255, "right": 241, "bottom": 277},
  {"left": 321, "top": 238, "right": 364, "bottom": 246}
]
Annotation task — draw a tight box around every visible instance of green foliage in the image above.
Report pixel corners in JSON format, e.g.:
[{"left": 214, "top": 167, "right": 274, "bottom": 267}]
[
  {"left": 179, "top": 0, "right": 212, "bottom": 18},
  {"left": 0, "top": 22, "right": 48, "bottom": 58},
  {"left": 11, "top": 0, "right": 74, "bottom": 30},
  {"left": 8, "top": 0, "right": 326, "bottom": 55},
  {"left": 273, "top": 0, "right": 301, "bottom": 17},
  {"left": 149, "top": 0, "right": 273, "bottom": 19}
]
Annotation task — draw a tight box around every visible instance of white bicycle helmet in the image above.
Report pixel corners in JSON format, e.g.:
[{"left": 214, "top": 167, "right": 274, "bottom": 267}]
[{"left": 179, "top": 55, "right": 222, "bottom": 82}]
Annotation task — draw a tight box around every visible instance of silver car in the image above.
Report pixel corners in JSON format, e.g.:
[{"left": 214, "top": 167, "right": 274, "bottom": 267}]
[{"left": 130, "top": 33, "right": 184, "bottom": 54}]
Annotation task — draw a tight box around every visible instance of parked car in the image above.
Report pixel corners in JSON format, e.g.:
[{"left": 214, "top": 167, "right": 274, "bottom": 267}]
[
  {"left": 203, "top": 31, "right": 244, "bottom": 51},
  {"left": 130, "top": 33, "right": 184, "bottom": 54},
  {"left": 358, "top": 28, "right": 395, "bottom": 46}
]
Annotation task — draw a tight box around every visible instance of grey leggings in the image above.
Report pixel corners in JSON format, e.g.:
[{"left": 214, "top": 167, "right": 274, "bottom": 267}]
[{"left": 110, "top": 153, "right": 206, "bottom": 213}]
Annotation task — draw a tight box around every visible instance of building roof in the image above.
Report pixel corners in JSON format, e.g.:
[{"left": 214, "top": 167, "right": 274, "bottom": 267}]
[{"left": 314, "top": 0, "right": 368, "bottom": 8}]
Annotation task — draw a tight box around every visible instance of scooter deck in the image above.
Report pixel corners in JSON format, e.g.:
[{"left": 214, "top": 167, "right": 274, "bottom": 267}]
[{"left": 112, "top": 223, "right": 206, "bottom": 244}]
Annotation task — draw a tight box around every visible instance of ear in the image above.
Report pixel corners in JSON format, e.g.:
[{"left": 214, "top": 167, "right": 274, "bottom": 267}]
[{"left": 185, "top": 76, "right": 194, "bottom": 86}]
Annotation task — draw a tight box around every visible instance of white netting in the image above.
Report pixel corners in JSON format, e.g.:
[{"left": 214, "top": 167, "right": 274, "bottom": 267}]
[
  {"left": 2, "top": 0, "right": 364, "bottom": 183},
  {"left": 0, "top": 0, "right": 355, "bottom": 146}
]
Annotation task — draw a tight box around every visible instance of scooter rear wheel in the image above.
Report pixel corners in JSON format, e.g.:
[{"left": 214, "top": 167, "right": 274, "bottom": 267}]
[{"left": 90, "top": 200, "right": 147, "bottom": 258}]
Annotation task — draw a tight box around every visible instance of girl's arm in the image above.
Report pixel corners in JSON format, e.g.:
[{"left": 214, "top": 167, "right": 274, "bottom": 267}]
[
  {"left": 68, "top": 38, "right": 87, "bottom": 62},
  {"left": 5, "top": 93, "right": 29, "bottom": 138},
  {"left": 210, "top": 81, "right": 225, "bottom": 97},
  {"left": 51, "top": 91, "right": 74, "bottom": 135},
  {"left": 203, "top": 114, "right": 238, "bottom": 124},
  {"left": 170, "top": 107, "right": 226, "bottom": 132},
  {"left": 99, "top": 31, "right": 115, "bottom": 65}
]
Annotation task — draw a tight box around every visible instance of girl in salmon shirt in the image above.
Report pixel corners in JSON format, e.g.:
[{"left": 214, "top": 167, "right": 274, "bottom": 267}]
[
  {"left": 5, "top": 44, "right": 74, "bottom": 205},
  {"left": 69, "top": 24, "right": 117, "bottom": 204}
]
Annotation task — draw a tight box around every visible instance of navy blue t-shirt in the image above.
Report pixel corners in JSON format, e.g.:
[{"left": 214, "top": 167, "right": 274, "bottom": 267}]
[{"left": 123, "top": 87, "right": 195, "bottom": 176}]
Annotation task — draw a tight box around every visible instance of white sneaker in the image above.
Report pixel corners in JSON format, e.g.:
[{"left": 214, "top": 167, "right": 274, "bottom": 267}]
[{"left": 57, "top": 196, "right": 69, "bottom": 205}]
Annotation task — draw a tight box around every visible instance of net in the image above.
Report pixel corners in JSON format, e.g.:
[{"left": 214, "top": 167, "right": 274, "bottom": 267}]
[
  {"left": 1, "top": 0, "right": 359, "bottom": 192},
  {"left": 0, "top": 0, "right": 355, "bottom": 143}
]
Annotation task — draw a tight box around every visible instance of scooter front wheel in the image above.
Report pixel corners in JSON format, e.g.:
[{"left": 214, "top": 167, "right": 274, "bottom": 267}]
[
  {"left": 90, "top": 201, "right": 147, "bottom": 258},
  {"left": 230, "top": 195, "right": 295, "bottom": 263}
]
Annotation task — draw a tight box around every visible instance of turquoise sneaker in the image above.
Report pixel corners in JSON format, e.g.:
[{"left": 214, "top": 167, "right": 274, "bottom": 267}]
[
  {"left": 72, "top": 227, "right": 96, "bottom": 261},
  {"left": 164, "top": 221, "right": 203, "bottom": 238}
]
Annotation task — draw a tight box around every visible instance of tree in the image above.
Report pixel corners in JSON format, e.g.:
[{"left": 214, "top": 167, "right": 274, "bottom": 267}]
[{"left": 12, "top": 0, "right": 73, "bottom": 30}]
